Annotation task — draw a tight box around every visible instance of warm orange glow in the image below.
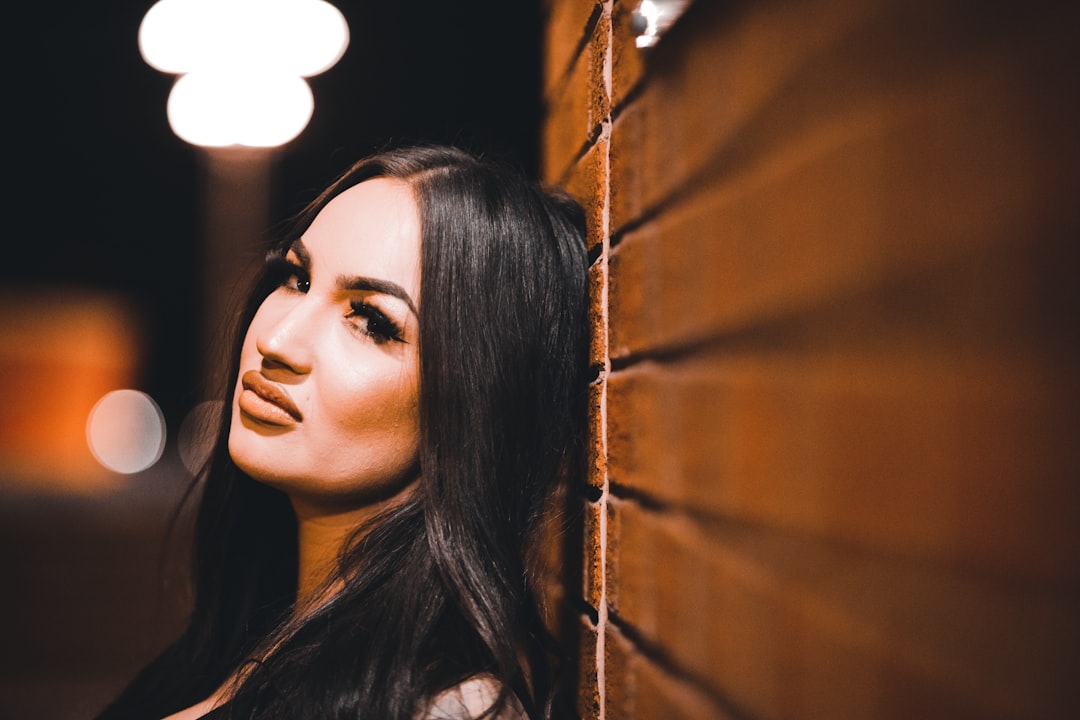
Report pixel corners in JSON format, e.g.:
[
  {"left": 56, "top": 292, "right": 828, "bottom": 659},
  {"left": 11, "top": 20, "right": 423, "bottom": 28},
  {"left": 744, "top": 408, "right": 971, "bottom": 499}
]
[{"left": 0, "top": 292, "right": 144, "bottom": 492}]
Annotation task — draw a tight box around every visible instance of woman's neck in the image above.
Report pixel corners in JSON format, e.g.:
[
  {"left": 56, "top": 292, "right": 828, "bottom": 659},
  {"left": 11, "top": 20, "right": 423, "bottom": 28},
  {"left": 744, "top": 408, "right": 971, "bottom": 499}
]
[
  {"left": 290, "top": 499, "right": 374, "bottom": 611},
  {"left": 289, "top": 489, "right": 418, "bottom": 612}
]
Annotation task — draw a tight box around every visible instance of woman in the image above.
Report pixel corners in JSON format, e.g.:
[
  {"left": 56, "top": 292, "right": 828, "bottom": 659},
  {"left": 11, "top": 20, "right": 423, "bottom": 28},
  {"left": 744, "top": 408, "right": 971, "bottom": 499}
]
[{"left": 97, "top": 145, "right": 589, "bottom": 720}]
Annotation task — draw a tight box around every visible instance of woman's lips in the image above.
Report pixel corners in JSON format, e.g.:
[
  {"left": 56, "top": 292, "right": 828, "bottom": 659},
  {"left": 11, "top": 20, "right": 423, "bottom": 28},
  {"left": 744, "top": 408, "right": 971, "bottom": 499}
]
[{"left": 238, "top": 370, "right": 303, "bottom": 426}]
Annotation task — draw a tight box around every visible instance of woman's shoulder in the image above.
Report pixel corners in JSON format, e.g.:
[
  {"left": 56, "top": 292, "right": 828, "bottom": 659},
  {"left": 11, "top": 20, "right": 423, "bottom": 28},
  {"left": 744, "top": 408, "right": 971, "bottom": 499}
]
[{"left": 418, "top": 675, "right": 528, "bottom": 720}]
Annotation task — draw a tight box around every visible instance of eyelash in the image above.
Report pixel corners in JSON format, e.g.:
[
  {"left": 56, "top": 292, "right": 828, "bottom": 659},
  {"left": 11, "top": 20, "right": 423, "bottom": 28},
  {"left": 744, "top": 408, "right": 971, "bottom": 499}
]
[
  {"left": 348, "top": 301, "right": 405, "bottom": 345},
  {"left": 264, "top": 253, "right": 405, "bottom": 345},
  {"left": 266, "top": 254, "right": 309, "bottom": 293}
]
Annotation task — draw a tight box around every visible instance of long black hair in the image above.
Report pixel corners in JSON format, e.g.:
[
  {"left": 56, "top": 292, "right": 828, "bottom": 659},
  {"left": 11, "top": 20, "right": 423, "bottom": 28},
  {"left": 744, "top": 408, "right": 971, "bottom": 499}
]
[{"left": 97, "top": 146, "right": 589, "bottom": 719}]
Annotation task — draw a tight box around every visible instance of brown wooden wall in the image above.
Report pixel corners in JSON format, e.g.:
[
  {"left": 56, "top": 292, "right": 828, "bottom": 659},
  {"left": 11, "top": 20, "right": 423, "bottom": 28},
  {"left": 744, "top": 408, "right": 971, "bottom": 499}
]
[{"left": 540, "top": 0, "right": 1080, "bottom": 717}]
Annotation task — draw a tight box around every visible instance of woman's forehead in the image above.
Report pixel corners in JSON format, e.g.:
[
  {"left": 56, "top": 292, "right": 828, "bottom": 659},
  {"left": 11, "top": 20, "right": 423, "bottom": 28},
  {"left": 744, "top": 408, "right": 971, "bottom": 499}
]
[{"left": 300, "top": 178, "right": 422, "bottom": 296}]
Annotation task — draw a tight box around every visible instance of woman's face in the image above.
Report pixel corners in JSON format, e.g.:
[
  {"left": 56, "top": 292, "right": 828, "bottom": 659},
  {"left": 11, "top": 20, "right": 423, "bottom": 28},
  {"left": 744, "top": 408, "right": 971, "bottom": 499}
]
[{"left": 229, "top": 178, "right": 422, "bottom": 510}]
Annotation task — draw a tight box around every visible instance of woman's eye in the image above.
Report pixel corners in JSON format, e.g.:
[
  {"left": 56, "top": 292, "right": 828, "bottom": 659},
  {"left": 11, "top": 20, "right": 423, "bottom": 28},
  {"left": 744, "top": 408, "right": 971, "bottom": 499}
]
[
  {"left": 267, "top": 255, "right": 310, "bottom": 293},
  {"left": 284, "top": 273, "right": 311, "bottom": 293},
  {"left": 348, "top": 301, "right": 405, "bottom": 344}
]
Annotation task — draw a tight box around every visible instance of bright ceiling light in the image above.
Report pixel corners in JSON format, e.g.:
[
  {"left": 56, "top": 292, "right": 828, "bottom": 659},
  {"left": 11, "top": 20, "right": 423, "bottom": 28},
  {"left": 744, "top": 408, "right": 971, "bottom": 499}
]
[
  {"left": 138, "top": 0, "right": 349, "bottom": 147},
  {"left": 167, "top": 71, "right": 315, "bottom": 148}
]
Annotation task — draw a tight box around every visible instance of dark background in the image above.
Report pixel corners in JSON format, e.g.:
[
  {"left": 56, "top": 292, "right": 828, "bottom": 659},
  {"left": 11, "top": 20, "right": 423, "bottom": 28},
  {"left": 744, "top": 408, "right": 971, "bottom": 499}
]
[{"left": 9, "top": 0, "right": 543, "bottom": 427}]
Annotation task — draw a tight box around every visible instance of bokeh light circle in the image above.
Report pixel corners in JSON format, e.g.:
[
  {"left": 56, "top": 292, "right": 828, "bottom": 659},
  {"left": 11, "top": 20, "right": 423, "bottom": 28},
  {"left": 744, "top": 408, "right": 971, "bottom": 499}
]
[{"left": 86, "top": 390, "right": 167, "bottom": 474}]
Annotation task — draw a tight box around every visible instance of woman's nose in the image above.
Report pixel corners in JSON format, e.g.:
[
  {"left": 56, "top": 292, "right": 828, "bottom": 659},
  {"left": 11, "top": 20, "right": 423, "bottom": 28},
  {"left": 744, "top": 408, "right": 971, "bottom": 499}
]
[{"left": 254, "top": 300, "right": 315, "bottom": 375}]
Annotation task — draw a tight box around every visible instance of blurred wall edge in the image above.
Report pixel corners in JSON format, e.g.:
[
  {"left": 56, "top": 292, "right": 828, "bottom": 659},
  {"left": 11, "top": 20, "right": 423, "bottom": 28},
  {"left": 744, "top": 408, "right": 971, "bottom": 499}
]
[{"left": 539, "top": 0, "right": 1080, "bottom": 718}]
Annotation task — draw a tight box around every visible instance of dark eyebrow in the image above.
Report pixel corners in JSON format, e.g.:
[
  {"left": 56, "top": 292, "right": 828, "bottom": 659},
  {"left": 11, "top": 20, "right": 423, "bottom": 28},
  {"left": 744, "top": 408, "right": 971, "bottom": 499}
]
[
  {"left": 290, "top": 238, "right": 418, "bottom": 317},
  {"left": 287, "top": 238, "right": 311, "bottom": 268},
  {"left": 340, "top": 275, "right": 418, "bottom": 317}
]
